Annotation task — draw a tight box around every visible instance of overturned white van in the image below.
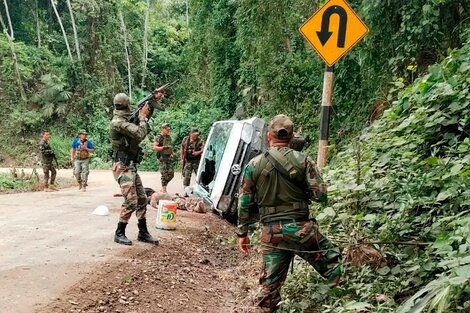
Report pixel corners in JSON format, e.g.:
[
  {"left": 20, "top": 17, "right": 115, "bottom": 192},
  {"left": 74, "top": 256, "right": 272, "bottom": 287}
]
[{"left": 193, "top": 117, "right": 268, "bottom": 223}]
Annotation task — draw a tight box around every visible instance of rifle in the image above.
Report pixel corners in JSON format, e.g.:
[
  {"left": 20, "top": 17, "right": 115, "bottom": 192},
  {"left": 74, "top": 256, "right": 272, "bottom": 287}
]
[
  {"left": 52, "top": 153, "right": 59, "bottom": 169},
  {"left": 129, "top": 80, "right": 179, "bottom": 125}
]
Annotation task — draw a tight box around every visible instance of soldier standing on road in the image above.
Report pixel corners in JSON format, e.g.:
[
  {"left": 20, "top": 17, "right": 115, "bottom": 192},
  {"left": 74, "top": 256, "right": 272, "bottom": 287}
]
[
  {"left": 153, "top": 123, "right": 175, "bottom": 193},
  {"left": 70, "top": 129, "right": 95, "bottom": 192},
  {"left": 180, "top": 128, "right": 204, "bottom": 193},
  {"left": 38, "top": 130, "right": 59, "bottom": 192},
  {"left": 236, "top": 115, "right": 342, "bottom": 312},
  {"left": 109, "top": 92, "right": 163, "bottom": 246}
]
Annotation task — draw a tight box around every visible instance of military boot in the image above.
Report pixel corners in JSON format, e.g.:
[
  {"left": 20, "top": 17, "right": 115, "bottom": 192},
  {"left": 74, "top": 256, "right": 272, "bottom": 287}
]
[
  {"left": 137, "top": 218, "right": 159, "bottom": 245},
  {"left": 114, "top": 222, "right": 132, "bottom": 245}
]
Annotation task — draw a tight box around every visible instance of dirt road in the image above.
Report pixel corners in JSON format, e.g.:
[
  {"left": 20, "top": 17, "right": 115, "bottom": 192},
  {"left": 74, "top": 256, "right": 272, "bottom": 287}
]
[{"left": 0, "top": 169, "right": 258, "bottom": 313}]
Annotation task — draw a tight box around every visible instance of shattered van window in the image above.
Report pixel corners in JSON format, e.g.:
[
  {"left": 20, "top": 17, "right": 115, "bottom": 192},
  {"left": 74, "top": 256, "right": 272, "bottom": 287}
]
[{"left": 199, "top": 122, "right": 234, "bottom": 190}]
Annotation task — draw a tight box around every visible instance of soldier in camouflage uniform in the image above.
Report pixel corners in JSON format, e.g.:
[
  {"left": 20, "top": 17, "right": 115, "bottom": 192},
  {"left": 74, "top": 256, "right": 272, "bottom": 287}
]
[
  {"left": 153, "top": 123, "right": 175, "bottom": 193},
  {"left": 180, "top": 128, "right": 204, "bottom": 193},
  {"left": 38, "top": 130, "right": 59, "bottom": 192},
  {"left": 109, "top": 92, "right": 163, "bottom": 246},
  {"left": 236, "top": 115, "right": 342, "bottom": 312}
]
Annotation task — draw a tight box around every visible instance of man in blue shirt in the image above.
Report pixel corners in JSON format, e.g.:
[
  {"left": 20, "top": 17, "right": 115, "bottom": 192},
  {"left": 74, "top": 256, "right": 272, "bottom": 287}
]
[{"left": 70, "top": 129, "right": 95, "bottom": 191}]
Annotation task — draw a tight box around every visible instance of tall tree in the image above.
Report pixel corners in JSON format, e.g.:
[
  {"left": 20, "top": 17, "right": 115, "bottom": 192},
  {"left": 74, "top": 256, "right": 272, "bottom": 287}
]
[
  {"left": 66, "top": 0, "right": 81, "bottom": 60},
  {"left": 3, "top": 0, "right": 13, "bottom": 39},
  {"left": 0, "top": 10, "right": 26, "bottom": 101},
  {"left": 141, "top": 0, "right": 150, "bottom": 88},
  {"left": 50, "top": 0, "right": 73, "bottom": 61},
  {"left": 118, "top": 10, "right": 132, "bottom": 97},
  {"left": 185, "top": 0, "right": 189, "bottom": 28},
  {"left": 35, "top": 0, "right": 41, "bottom": 47}
]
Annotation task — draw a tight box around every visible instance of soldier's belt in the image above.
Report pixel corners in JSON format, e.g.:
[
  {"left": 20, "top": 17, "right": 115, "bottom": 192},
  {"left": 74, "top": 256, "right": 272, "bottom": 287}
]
[
  {"left": 263, "top": 218, "right": 309, "bottom": 227},
  {"left": 259, "top": 201, "right": 309, "bottom": 216},
  {"left": 112, "top": 150, "right": 131, "bottom": 165}
]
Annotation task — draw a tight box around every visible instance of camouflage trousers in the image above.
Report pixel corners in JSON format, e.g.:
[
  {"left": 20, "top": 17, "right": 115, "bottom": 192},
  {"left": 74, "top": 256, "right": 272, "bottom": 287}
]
[
  {"left": 183, "top": 159, "right": 200, "bottom": 186},
  {"left": 42, "top": 162, "right": 57, "bottom": 187},
  {"left": 74, "top": 158, "right": 90, "bottom": 185},
  {"left": 159, "top": 157, "right": 175, "bottom": 187},
  {"left": 257, "top": 220, "right": 342, "bottom": 310},
  {"left": 112, "top": 162, "right": 147, "bottom": 223}
]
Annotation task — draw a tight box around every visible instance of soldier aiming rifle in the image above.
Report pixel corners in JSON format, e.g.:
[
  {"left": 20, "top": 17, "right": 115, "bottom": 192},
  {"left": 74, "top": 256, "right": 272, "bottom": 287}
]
[{"left": 109, "top": 80, "right": 177, "bottom": 246}]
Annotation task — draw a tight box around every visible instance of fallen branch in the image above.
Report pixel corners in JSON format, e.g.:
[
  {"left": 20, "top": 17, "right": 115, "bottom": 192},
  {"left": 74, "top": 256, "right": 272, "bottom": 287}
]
[{"left": 338, "top": 239, "right": 431, "bottom": 247}]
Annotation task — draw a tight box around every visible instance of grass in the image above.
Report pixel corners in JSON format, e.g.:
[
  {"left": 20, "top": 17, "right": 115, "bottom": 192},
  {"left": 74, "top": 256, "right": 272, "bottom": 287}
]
[{"left": 0, "top": 168, "right": 75, "bottom": 193}]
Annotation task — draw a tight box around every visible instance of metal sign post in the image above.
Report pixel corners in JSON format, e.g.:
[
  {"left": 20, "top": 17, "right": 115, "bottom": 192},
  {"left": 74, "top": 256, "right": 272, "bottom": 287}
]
[
  {"left": 299, "top": 0, "right": 369, "bottom": 169},
  {"left": 317, "top": 65, "right": 334, "bottom": 168}
]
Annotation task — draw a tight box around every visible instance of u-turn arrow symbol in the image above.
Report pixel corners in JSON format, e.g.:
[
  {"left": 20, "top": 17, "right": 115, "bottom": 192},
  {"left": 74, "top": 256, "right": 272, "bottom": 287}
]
[{"left": 316, "top": 5, "right": 348, "bottom": 48}]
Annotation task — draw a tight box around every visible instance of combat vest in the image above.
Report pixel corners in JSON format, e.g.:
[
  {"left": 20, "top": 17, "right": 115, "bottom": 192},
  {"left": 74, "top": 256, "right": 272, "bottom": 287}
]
[
  {"left": 74, "top": 140, "right": 90, "bottom": 159},
  {"left": 156, "top": 134, "right": 173, "bottom": 160},
  {"left": 183, "top": 136, "right": 203, "bottom": 161},
  {"left": 252, "top": 147, "right": 310, "bottom": 223},
  {"left": 109, "top": 110, "right": 147, "bottom": 163}
]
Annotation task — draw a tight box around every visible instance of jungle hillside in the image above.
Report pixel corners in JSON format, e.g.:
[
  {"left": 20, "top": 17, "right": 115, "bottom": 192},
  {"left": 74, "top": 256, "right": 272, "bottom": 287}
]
[{"left": 1, "top": 0, "right": 470, "bottom": 312}]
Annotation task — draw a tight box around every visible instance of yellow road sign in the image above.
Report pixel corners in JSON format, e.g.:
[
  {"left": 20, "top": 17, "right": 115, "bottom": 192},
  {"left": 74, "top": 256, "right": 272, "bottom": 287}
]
[{"left": 299, "top": 0, "right": 369, "bottom": 66}]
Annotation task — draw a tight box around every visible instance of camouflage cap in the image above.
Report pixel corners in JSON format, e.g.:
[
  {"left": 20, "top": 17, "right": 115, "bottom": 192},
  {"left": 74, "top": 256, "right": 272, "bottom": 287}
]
[
  {"left": 269, "top": 114, "right": 294, "bottom": 140},
  {"left": 161, "top": 123, "right": 170, "bottom": 129},
  {"left": 190, "top": 127, "right": 199, "bottom": 134},
  {"left": 78, "top": 129, "right": 88, "bottom": 135}
]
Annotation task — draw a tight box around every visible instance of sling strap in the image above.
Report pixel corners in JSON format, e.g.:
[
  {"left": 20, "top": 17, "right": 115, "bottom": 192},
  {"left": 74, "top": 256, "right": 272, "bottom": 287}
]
[
  {"left": 257, "top": 148, "right": 310, "bottom": 218},
  {"left": 264, "top": 149, "right": 298, "bottom": 181}
]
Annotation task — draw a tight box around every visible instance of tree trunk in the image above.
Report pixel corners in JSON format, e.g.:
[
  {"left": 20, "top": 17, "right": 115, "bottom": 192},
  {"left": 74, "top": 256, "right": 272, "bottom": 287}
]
[
  {"left": 141, "top": 0, "right": 150, "bottom": 88},
  {"left": 118, "top": 10, "right": 132, "bottom": 98},
  {"left": 50, "top": 0, "right": 73, "bottom": 61},
  {"left": 35, "top": 0, "right": 41, "bottom": 47},
  {"left": 185, "top": 0, "right": 189, "bottom": 28},
  {"left": 3, "top": 0, "right": 13, "bottom": 39},
  {"left": 0, "top": 11, "right": 26, "bottom": 101},
  {"left": 66, "top": 0, "right": 80, "bottom": 60}
]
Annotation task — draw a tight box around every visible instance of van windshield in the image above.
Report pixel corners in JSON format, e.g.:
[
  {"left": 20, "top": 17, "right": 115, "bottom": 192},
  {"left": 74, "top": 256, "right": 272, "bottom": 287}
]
[{"left": 198, "top": 122, "right": 234, "bottom": 191}]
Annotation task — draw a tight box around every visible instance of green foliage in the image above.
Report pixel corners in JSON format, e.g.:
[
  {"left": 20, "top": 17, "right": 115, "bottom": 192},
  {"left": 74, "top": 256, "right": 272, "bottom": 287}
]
[
  {"left": 48, "top": 129, "right": 73, "bottom": 168},
  {"left": 278, "top": 33, "right": 470, "bottom": 313},
  {"left": 0, "top": 173, "right": 31, "bottom": 191}
]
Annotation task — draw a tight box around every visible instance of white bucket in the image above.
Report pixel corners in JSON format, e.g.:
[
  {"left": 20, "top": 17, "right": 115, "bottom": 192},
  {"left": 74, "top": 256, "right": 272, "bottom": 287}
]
[{"left": 156, "top": 200, "right": 177, "bottom": 230}]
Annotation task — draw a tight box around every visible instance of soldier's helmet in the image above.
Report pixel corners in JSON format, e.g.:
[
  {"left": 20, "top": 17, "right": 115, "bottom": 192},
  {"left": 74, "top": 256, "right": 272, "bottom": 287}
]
[
  {"left": 269, "top": 114, "right": 294, "bottom": 141},
  {"left": 113, "top": 93, "right": 131, "bottom": 110}
]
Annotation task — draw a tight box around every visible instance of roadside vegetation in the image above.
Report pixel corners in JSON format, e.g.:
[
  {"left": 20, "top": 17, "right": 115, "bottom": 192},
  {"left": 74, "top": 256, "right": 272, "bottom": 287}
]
[
  {"left": 0, "top": 172, "right": 39, "bottom": 192},
  {"left": 0, "top": 168, "right": 74, "bottom": 193},
  {"left": 1, "top": 0, "right": 469, "bottom": 312},
  {"left": 280, "top": 31, "right": 470, "bottom": 313}
]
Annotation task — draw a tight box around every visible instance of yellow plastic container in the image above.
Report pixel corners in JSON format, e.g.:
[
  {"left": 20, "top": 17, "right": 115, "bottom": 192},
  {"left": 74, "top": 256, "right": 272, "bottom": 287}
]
[{"left": 156, "top": 200, "right": 177, "bottom": 230}]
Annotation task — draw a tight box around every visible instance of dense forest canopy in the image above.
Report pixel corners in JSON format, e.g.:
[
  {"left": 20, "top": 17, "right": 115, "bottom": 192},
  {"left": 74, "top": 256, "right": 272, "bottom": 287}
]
[
  {"left": 1, "top": 0, "right": 468, "bottom": 167},
  {"left": 1, "top": 0, "right": 470, "bottom": 312}
]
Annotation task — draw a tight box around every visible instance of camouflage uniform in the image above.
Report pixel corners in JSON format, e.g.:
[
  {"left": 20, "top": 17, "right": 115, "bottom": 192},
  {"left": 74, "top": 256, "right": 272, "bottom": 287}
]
[
  {"left": 236, "top": 115, "right": 342, "bottom": 311},
  {"left": 155, "top": 133, "right": 175, "bottom": 188},
  {"left": 149, "top": 191, "right": 207, "bottom": 213},
  {"left": 38, "top": 139, "right": 57, "bottom": 188},
  {"left": 109, "top": 93, "right": 158, "bottom": 246},
  {"left": 181, "top": 134, "right": 204, "bottom": 187}
]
